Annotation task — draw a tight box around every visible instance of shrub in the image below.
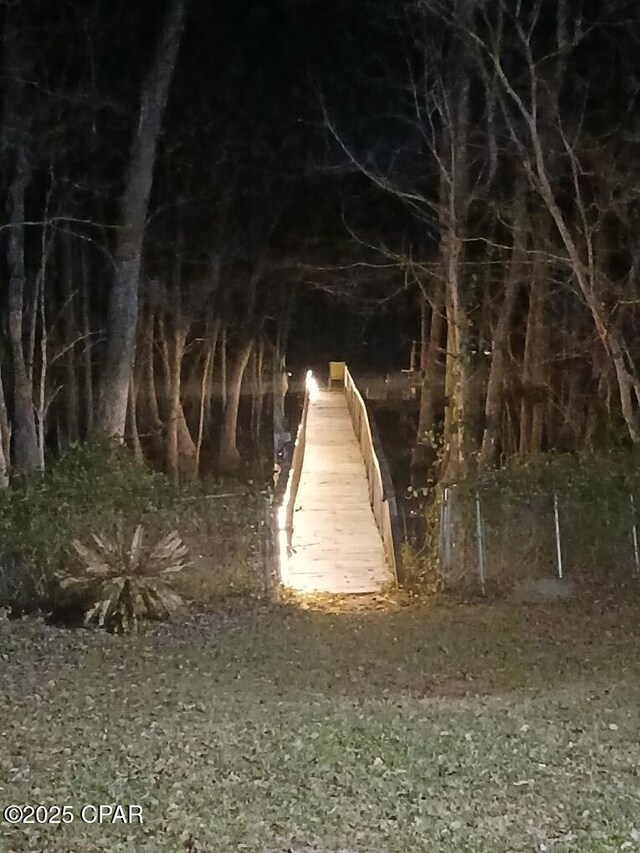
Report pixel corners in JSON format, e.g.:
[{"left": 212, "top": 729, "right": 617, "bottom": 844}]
[
  {"left": 56, "top": 524, "right": 190, "bottom": 632},
  {"left": 0, "top": 442, "right": 181, "bottom": 614},
  {"left": 0, "top": 442, "right": 268, "bottom": 617}
]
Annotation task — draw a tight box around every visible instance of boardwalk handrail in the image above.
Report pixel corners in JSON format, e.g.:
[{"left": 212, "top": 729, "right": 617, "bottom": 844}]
[
  {"left": 343, "top": 365, "right": 399, "bottom": 582},
  {"left": 277, "top": 371, "right": 314, "bottom": 567}
]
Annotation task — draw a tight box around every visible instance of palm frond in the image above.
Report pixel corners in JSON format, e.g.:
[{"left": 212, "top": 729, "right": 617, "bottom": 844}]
[{"left": 60, "top": 524, "right": 189, "bottom": 633}]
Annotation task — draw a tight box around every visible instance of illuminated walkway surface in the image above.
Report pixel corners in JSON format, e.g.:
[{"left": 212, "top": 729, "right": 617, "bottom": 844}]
[{"left": 282, "top": 389, "right": 392, "bottom": 594}]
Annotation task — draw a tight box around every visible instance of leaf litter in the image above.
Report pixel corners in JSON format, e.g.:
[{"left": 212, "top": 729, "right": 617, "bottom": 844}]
[{"left": 1, "top": 598, "right": 640, "bottom": 852}]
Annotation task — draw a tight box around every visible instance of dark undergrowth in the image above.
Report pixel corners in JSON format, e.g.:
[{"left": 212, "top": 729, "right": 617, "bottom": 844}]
[{"left": 0, "top": 442, "right": 267, "bottom": 621}]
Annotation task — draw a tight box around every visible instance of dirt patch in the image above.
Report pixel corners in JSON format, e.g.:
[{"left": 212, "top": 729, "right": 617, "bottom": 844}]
[{"left": 279, "top": 588, "right": 413, "bottom": 614}]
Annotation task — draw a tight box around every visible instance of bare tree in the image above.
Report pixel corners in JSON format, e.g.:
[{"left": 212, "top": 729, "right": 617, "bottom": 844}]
[
  {"left": 466, "top": 0, "right": 640, "bottom": 442},
  {"left": 96, "top": 0, "right": 187, "bottom": 438},
  {"left": 4, "top": 27, "right": 41, "bottom": 476}
]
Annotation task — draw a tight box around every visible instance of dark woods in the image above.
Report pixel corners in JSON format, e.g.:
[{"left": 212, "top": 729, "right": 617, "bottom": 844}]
[
  {"left": 329, "top": 0, "right": 640, "bottom": 483},
  {"left": 0, "top": 0, "right": 639, "bottom": 489},
  {"left": 0, "top": 0, "right": 298, "bottom": 484}
]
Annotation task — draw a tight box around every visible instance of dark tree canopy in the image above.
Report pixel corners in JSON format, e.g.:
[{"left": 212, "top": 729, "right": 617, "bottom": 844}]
[{"left": 0, "top": 0, "right": 639, "bottom": 483}]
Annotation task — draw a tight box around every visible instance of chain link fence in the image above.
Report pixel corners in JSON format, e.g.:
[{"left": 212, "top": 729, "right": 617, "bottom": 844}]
[
  {"left": 436, "top": 474, "right": 640, "bottom": 593},
  {"left": 141, "top": 490, "right": 277, "bottom": 601}
]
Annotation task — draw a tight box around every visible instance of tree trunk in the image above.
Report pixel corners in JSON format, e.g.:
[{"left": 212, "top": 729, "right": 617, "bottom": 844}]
[
  {"left": 529, "top": 329, "right": 548, "bottom": 454},
  {"left": 416, "top": 286, "right": 443, "bottom": 442},
  {"left": 219, "top": 338, "right": 253, "bottom": 474},
  {"left": 219, "top": 324, "right": 228, "bottom": 411},
  {"left": 0, "top": 364, "right": 10, "bottom": 474},
  {"left": 251, "top": 337, "right": 265, "bottom": 443},
  {"left": 440, "top": 2, "right": 473, "bottom": 483},
  {"left": 157, "top": 313, "right": 171, "bottom": 416},
  {"left": 61, "top": 234, "right": 80, "bottom": 444},
  {"left": 203, "top": 317, "right": 220, "bottom": 439},
  {"left": 176, "top": 403, "right": 197, "bottom": 480},
  {"left": 127, "top": 377, "right": 143, "bottom": 462},
  {"left": 96, "top": 0, "right": 187, "bottom": 438},
  {"left": 0, "top": 369, "right": 9, "bottom": 488},
  {"left": 158, "top": 313, "right": 196, "bottom": 481},
  {"left": 80, "top": 244, "right": 94, "bottom": 434},
  {"left": 195, "top": 337, "right": 214, "bottom": 476},
  {"left": 7, "top": 153, "right": 41, "bottom": 477},
  {"left": 519, "top": 259, "right": 549, "bottom": 455},
  {"left": 272, "top": 347, "right": 286, "bottom": 442},
  {"left": 0, "top": 431, "right": 7, "bottom": 489},
  {"left": 36, "top": 254, "right": 47, "bottom": 471},
  {"left": 478, "top": 192, "right": 526, "bottom": 469},
  {"left": 442, "top": 231, "right": 470, "bottom": 483},
  {"left": 167, "top": 323, "right": 187, "bottom": 483},
  {"left": 410, "top": 288, "right": 443, "bottom": 488},
  {"left": 140, "top": 302, "right": 163, "bottom": 450}
]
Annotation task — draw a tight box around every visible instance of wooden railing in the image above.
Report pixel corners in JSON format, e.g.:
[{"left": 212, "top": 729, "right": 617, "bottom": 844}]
[
  {"left": 277, "top": 371, "right": 312, "bottom": 565},
  {"left": 344, "top": 365, "right": 400, "bottom": 582}
]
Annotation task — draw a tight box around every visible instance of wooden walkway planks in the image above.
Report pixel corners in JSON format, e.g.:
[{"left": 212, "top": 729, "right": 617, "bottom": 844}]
[{"left": 282, "top": 389, "right": 392, "bottom": 594}]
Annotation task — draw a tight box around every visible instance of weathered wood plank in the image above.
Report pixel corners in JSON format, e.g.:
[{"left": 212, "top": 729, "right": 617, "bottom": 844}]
[{"left": 281, "top": 388, "right": 392, "bottom": 594}]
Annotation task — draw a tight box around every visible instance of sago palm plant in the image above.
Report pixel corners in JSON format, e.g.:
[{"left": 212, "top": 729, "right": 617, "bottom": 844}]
[{"left": 58, "top": 524, "right": 190, "bottom": 632}]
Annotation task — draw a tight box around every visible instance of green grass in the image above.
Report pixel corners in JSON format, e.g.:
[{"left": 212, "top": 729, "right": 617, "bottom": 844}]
[{"left": 2, "top": 597, "right": 640, "bottom": 852}]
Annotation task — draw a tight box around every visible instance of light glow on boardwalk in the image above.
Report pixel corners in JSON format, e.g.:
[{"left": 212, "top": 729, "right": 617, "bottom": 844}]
[
  {"left": 278, "top": 370, "right": 320, "bottom": 591},
  {"left": 279, "top": 373, "right": 391, "bottom": 594},
  {"left": 305, "top": 369, "right": 320, "bottom": 402}
]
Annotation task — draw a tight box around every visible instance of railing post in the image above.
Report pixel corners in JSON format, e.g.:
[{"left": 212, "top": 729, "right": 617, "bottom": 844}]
[
  {"left": 630, "top": 493, "right": 639, "bottom": 575},
  {"left": 553, "top": 492, "right": 563, "bottom": 580},
  {"left": 442, "top": 487, "right": 452, "bottom": 574},
  {"left": 475, "top": 490, "right": 486, "bottom": 594}
]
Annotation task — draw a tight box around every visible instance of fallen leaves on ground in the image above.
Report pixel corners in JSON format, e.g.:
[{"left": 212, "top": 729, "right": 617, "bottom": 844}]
[{"left": 1, "top": 599, "right": 640, "bottom": 852}]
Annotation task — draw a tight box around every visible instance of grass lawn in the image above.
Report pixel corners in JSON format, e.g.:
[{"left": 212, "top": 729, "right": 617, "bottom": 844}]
[{"left": 1, "top": 594, "right": 640, "bottom": 852}]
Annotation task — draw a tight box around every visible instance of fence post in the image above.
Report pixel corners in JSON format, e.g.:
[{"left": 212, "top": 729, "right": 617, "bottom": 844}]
[
  {"left": 630, "top": 494, "right": 640, "bottom": 576},
  {"left": 553, "top": 492, "right": 564, "bottom": 580},
  {"left": 260, "top": 494, "right": 279, "bottom": 596},
  {"left": 439, "top": 492, "right": 445, "bottom": 564},
  {"left": 475, "top": 490, "right": 486, "bottom": 594},
  {"left": 441, "top": 487, "right": 452, "bottom": 574}
]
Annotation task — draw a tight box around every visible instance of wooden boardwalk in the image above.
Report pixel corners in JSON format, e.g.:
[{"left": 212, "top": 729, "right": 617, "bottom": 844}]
[{"left": 283, "top": 389, "right": 392, "bottom": 594}]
